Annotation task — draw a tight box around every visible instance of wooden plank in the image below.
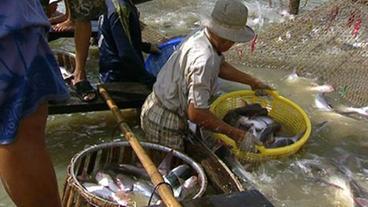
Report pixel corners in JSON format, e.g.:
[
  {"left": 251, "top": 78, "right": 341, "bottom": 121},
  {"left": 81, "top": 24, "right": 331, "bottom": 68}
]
[
  {"left": 185, "top": 132, "right": 244, "bottom": 194},
  {"left": 181, "top": 190, "right": 274, "bottom": 207},
  {"left": 48, "top": 82, "right": 151, "bottom": 115}
]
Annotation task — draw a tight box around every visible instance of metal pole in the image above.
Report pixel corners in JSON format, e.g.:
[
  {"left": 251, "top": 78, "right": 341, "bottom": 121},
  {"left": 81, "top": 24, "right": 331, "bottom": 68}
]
[{"left": 99, "top": 86, "right": 182, "bottom": 207}]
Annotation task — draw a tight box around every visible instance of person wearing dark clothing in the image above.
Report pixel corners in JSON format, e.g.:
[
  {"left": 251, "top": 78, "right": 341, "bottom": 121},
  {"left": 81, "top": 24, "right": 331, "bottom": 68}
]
[{"left": 98, "top": 0, "right": 157, "bottom": 86}]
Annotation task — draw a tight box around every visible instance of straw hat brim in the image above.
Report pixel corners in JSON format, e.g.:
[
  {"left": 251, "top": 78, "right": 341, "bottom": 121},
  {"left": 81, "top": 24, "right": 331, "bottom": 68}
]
[{"left": 201, "top": 17, "right": 255, "bottom": 43}]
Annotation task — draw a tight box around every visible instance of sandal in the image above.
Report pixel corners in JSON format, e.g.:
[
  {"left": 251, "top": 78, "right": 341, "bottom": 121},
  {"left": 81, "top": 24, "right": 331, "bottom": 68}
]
[{"left": 73, "top": 80, "right": 97, "bottom": 102}]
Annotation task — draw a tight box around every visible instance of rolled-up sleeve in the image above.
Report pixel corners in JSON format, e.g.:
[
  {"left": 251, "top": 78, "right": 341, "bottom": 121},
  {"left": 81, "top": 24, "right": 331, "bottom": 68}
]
[{"left": 187, "top": 57, "right": 218, "bottom": 109}]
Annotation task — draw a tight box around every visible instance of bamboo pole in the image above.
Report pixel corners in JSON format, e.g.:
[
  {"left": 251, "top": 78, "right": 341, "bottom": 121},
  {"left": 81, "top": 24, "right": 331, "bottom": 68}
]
[{"left": 98, "top": 86, "right": 182, "bottom": 207}]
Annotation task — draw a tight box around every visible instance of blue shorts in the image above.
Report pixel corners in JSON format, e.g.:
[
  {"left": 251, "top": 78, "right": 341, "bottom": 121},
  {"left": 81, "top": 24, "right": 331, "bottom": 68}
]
[{"left": 0, "top": 27, "right": 69, "bottom": 145}]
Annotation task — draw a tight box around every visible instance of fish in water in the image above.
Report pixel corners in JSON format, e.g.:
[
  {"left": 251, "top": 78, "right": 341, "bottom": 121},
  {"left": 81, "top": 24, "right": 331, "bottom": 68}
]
[
  {"left": 315, "top": 93, "right": 333, "bottom": 111},
  {"left": 330, "top": 161, "right": 368, "bottom": 207},
  {"left": 337, "top": 106, "right": 368, "bottom": 118},
  {"left": 295, "top": 159, "right": 368, "bottom": 207}
]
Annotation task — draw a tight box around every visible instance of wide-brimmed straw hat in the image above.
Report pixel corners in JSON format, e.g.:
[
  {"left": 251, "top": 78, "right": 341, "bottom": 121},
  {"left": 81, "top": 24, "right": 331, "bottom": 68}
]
[{"left": 201, "top": 0, "right": 255, "bottom": 42}]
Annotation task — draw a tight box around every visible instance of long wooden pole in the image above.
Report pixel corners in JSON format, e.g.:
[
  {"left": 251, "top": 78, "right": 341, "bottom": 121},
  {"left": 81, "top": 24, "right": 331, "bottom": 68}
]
[{"left": 98, "top": 86, "right": 182, "bottom": 207}]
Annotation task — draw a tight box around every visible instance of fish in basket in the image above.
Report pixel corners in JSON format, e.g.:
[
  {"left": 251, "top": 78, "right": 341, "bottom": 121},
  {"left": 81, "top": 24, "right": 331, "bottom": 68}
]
[
  {"left": 210, "top": 90, "right": 312, "bottom": 162},
  {"left": 62, "top": 141, "right": 207, "bottom": 207}
]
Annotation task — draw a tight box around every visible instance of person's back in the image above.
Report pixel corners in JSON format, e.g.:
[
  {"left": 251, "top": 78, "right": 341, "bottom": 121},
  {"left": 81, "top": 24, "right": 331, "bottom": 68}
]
[
  {"left": 98, "top": 0, "right": 154, "bottom": 85},
  {"left": 153, "top": 28, "right": 223, "bottom": 117}
]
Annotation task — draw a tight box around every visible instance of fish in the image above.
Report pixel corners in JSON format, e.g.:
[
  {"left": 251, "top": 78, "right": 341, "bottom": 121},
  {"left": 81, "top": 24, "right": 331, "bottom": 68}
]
[
  {"left": 296, "top": 159, "right": 368, "bottom": 207},
  {"left": 178, "top": 175, "right": 199, "bottom": 200},
  {"left": 330, "top": 161, "right": 368, "bottom": 207},
  {"left": 115, "top": 174, "right": 135, "bottom": 192},
  {"left": 83, "top": 182, "right": 134, "bottom": 206},
  {"left": 95, "top": 171, "right": 120, "bottom": 192},
  {"left": 315, "top": 93, "right": 333, "bottom": 111},
  {"left": 222, "top": 103, "right": 268, "bottom": 128},
  {"left": 214, "top": 144, "right": 258, "bottom": 190},
  {"left": 284, "top": 69, "right": 299, "bottom": 82},
  {"left": 223, "top": 104, "right": 282, "bottom": 145},
  {"left": 241, "top": 116, "right": 281, "bottom": 143},
  {"left": 308, "top": 84, "right": 334, "bottom": 93},
  {"left": 116, "top": 164, "right": 150, "bottom": 179},
  {"left": 83, "top": 182, "right": 115, "bottom": 200},
  {"left": 133, "top": 179, "right": 160, "bottom": 202},
  {"left": 337, "top": 106, "right": 368, "bottom": 118},
  {"left": 311, "top": 121, "right": 328, "bottom": 137},
  {"left": 164, "top": 164, "right": 192, "bottom": 188},
  {"left": 158, "top": 149, "right": 174, "bottom": 176},
  {"left": 266, "top": 131, "right": 304, "bottom": 148}
]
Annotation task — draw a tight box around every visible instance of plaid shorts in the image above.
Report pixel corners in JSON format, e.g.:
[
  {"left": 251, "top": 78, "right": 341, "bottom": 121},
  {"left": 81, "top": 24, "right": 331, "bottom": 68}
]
[
  {"left": 140, "top": 92, "right": 187, "bottom": 151},
  {"left": 69, "top": 0, "right": 106, "bottom": 21}
]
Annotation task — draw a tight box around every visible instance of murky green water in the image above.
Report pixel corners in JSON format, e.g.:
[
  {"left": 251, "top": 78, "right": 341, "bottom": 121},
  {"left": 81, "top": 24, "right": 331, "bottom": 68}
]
[{"left": 2, "top": 0, "right": 367, "bottom": 206}]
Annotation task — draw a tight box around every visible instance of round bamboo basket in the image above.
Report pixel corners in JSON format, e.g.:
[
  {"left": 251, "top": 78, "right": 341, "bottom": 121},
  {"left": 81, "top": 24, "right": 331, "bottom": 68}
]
[{"left": 62, "top": 141, "right": 207, "bottom": 207}]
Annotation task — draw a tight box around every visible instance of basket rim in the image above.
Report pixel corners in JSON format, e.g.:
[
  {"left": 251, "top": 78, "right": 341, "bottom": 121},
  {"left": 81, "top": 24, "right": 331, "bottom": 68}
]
[
  {"left": 68, "top": 141, "right": 208, "bottom": 205},
  {"left": 210, "top": 90, "right": 312, "bottom": 158}
]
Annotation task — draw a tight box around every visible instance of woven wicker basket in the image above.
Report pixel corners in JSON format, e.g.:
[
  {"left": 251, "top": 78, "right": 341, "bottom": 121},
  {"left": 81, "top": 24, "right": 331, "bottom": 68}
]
[
  {"left": 210, "top": 90, "right": 311, "bottom": 162},
  {"left": 62, "top": 141, "right": 207, "bottom": 207}
]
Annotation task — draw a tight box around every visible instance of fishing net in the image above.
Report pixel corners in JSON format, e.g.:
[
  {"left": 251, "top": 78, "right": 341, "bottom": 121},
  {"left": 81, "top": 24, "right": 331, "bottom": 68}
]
[{"left": 225, "top": 0, "right": 368, "bottom": 107}]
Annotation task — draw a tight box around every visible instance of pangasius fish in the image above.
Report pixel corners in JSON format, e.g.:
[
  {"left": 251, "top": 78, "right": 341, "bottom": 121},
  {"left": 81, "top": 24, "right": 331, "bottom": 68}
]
[
  {"left": 331, "top": 161, "right": 368, "bottom": 207},
  {"left": 95, "top": 171, "right": 120, "bottom": 192},
  {"left": 115, "top": 174, "right": 135, "bottom": 192},
  {"left": 158, "top": 149, "right": 174, "bottom": 176},
  {"left": 164, "top": 164, "right": 192, "bottom": 188},
  {"left": 178, "top": 175, "right": 199, "bottom": 200},
  {"left": 83, "top": 182, "right": 133, "bottom": 206},
  {"left": 265, "top": 131, "right": 304, "bottom": 148}
]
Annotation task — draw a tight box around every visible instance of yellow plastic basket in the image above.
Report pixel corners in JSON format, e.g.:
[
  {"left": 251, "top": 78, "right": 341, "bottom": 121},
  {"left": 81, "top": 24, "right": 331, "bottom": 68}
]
[{"left": 210, "top": 90, "right": 311, "bottom": 162}]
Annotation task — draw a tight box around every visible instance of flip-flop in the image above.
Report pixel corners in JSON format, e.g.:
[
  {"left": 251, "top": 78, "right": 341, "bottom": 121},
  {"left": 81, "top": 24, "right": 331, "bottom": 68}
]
[{"left": 73, "top": 80, "right": 97, "bottom": 102}]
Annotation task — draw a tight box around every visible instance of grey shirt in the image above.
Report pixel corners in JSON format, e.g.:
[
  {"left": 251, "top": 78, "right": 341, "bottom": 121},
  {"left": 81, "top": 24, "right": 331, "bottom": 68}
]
[{"left": 153, "top": 28, "right": 224, "bottom": 117}]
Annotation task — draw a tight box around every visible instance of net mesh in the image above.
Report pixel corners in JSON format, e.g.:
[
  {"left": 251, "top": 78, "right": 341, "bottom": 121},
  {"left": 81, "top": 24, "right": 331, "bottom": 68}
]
[
  {"left": 142, "top": 0, "right": 368, "bottom": 107},
  {"left": 226, "top": 0, "right": 368, "bottom": 107}
]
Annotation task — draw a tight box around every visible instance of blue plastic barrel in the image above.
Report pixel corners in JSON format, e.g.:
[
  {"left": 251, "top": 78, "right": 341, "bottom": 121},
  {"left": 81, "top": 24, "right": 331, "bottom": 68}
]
[{"left": 144, "top": 37, "right": 184, "bottom": 77}]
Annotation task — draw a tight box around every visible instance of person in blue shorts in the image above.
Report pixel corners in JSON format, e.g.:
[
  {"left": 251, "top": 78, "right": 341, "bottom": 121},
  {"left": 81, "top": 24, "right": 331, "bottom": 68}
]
[
  {"left": 98, "top": 0, "right": 158, "bottom": 85},
  {"left": 0, "top": 1, "right": 69, "bottom": 206}
]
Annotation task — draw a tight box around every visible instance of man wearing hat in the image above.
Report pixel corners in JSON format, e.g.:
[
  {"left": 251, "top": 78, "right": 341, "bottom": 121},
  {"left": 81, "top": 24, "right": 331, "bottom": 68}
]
[{"left": 140, "top": 0, "right": 271, "bottom": 152}]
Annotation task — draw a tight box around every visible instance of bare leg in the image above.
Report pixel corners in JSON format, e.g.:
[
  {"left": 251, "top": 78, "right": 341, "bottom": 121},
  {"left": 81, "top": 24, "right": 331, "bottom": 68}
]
[
  {"left": 73, "top": 20, "right": 96, "bottom": 101},
  {"left": 0, "top": 103, "right": 61, "bottom": 207},
  {"left": 74, "top": 20, "right": 91, "bottom": 83}
]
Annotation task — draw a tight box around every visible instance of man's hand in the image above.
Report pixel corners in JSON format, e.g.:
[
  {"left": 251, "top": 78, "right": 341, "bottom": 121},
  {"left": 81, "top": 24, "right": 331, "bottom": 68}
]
[
  {"left": 236, "top": 132, "right": 263, "bottom": 152},
  {"left": 149, "top": 43, "right": 161, "bottom": 55},
  {"left": 251, "top": 80, "right": 273, "bottom": 96}
]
